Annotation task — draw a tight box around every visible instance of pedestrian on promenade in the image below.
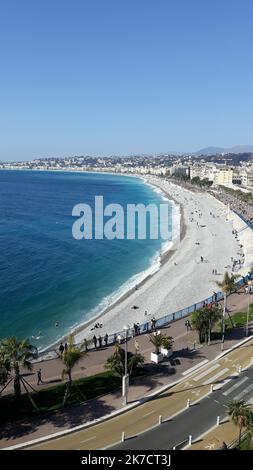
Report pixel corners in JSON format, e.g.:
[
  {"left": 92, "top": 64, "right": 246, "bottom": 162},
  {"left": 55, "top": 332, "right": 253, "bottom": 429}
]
[
  {"left": 134, "top": 340, "right": 140, "bottom": 353},
  {"left": 104, "top": 333, "right": 108, "bottom": 346},
  {"left": 37, "top": 368, "right": 43, "bottom": 385},
  {"left": 113, "top": 333, "right": 117, "bottom": 344},
  {"left": 151, "top": 317, "right": 156, "bottom": 331},
  {"left": 98, "top": 335, "right": 102, "bottom": 348},
  {"left": 64, "top": 342, "right": 68, "bottom": 351},
  {"left": 93, "top": 335, "right": 97, "bottom": 348},
  {"left": 59, "top": 342, "right": 64, "bottom": 357},
  {"left": 133, "top": 323, "right": 138, "bottom": 336}
]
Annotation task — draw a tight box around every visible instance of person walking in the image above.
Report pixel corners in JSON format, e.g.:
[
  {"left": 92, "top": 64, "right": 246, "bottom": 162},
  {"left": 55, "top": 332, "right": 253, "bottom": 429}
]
[
  {"left": 98, "top": 335, "right": 102, "bottom": 348},
  {"left": 59, "top": 342, "right": 64, "bottom": 357},
  {"left": 104, "top": 333, "right": 108, "bottom": 346},
  {"left": 64, "top": 342, "right": 68, "bottom": 351},
  {"left": 134, "top": 340, "right": 140, "bottom": 353},
  {"left": 37, "top": 368, "right": 43, "bottom": 385},
  {"left": 93, "top": 334, "right": 97, "bottom": 348},
  {"left": 151, "top": 317, "right": 156, "bottom": 331}
]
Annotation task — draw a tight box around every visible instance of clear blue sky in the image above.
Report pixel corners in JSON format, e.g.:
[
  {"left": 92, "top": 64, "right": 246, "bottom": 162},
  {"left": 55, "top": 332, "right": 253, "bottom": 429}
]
[{"left": 1, "top": 0, "right": 253, "bottom": 161}]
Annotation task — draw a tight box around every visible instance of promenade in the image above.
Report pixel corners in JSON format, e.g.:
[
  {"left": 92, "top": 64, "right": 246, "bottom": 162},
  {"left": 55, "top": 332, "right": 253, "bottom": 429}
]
[{"left": 1, "top": 286, "right": 252, "bottom": 449}]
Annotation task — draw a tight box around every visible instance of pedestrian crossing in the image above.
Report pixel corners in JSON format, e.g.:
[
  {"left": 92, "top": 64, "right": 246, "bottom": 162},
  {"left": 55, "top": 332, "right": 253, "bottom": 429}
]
[
  {"left": 233, "top": 383, "right": 253, "bottom": 401},
  {"left": 193, "top": 363, "right": 220, "bottom": 382},
  {"left": 202, "top": 368, "right": 229, "bottom": 385},
  {"left": 222, "top": 377, "right": 249, "bottom": 396}
]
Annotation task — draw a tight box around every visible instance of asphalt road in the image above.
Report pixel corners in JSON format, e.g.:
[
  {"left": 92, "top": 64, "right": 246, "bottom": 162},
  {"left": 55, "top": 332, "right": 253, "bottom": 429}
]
[{"left": 113, "top": 365, "right": 253, "bottom": 450}]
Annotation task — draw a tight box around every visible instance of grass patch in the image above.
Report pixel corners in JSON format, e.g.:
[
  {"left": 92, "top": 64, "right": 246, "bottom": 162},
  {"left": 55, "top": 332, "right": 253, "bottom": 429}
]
[
  {"left": 239, "top": 436, "right": 253, "bottom": 450},
  {"left": 0, "top": 371, "right": 121, "bottom": 423}
]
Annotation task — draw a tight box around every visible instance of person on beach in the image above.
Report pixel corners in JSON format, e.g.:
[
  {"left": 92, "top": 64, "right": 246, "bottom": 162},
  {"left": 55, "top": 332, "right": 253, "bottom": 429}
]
[
  {"left": 37, "top": 368, "right": 43, "bottom": 385},
  {"left": 104, "top": 333, "right": 108, "bottom": 346},
  {"left": 59, "top": 342, "right": 64, "bottom": 357},
  {"left": 93, "top": 335, "right": 97, "bottom": 348},
  {"left": 98, "top": 335, "right": 102, "bottom": 348}
]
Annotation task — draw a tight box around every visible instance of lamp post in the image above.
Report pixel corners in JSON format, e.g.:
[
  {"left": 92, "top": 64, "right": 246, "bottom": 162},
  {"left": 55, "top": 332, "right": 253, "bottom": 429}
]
[
  {"left": 118, "top": 324, "right": 130, "bottom": 406},
  {"left": 246, "top": 281, "right": 252, "bottom": 337},
  {"left": 221, "top": 292, "right": 226, "bottom": 351}
]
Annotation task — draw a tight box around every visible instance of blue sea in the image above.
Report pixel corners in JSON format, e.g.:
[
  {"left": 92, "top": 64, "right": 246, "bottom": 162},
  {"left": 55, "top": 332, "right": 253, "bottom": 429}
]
[{"left": 0, "top": 170, "right": 172, "bottom": 349}]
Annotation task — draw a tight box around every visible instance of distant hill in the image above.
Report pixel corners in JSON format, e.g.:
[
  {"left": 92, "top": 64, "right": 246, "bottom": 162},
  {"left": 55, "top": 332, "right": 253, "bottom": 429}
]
[{"left": 194, "top": 145, "right": 253, "bottom": 156}]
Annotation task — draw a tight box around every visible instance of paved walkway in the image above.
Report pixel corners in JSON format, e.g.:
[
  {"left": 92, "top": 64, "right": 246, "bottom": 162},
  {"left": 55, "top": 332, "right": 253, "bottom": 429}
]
[{"left": 0, "top": 287, "right": 252, "bottom": 449}]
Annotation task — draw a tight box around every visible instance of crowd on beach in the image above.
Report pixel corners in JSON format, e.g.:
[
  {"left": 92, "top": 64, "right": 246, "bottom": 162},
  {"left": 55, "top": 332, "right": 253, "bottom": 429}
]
[{"left": 214, "top": 189, "right": 253, "bottom": 226}]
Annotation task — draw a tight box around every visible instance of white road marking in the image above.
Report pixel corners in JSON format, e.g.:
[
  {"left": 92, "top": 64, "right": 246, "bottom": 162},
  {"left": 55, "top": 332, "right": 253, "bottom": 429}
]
[
  {"left": 203, "top": 368, "right": 229, "bottom": 385},
  {"left": 205, "top": 443, "right": 216, "bottom": 450},
  {"left": 222, "top": 376, "right": 249, "bottom": 396},
  {"left": 233, "top": 383, "right": 253, "bottom": 401},
  {"left": 80, "top": 436, "right": 96, "bottom": 444},
  {"left": 143, "top": 410, "right": 155, "bottom": 417},
  {"left": 182, "top": 359, "right": 209, "bottom": 376},
  {"left": 193, "top": 364, "right": 220, "bottom": 382}
]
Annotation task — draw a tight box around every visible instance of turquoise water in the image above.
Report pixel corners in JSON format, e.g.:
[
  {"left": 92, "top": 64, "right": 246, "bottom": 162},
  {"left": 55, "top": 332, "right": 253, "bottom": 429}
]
[{"left": 0, "top": 170, "right": 172, "bottom": 349}]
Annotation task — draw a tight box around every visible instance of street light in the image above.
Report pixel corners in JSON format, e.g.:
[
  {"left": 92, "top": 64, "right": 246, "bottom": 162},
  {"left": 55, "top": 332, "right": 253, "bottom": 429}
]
[
  {"left": 118, "top": 324, "right": 130, "bottom": 406},
  {"left": 246, "top": 281, "right": 252, "bottom": 337}
]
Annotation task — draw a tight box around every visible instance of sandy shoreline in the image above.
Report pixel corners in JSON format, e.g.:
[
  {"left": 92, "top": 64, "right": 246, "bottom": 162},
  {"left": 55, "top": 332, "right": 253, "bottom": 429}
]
[{"left": 44, "top": 175, "right": 253, "bottom": 351}]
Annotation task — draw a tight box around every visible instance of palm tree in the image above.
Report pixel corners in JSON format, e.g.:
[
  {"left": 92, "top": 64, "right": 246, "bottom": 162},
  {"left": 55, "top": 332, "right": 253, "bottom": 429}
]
[
  {"left": 0, "top": 337, "right": 37, "bottom": 397},
  {"left": 148, "top": 333, "right": 173, "bottom": 355},
  {"left": 228, "top": 400, "right": 252, "bottom": 448},
  {"left": 191, "top": 307, "right": 222, "bottom": 344},
  {"left": 61, "top": 335, "right": 87, "bottom": 406},
  {"left": 105, "top": 342, "right": 145, "bottom": 377},
  {"left": 217, "top": 272, "right": 239, "bottom": 349}
]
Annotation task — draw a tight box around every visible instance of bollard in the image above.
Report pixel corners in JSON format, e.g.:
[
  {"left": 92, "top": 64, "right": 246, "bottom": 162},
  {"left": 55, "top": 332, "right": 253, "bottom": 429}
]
[
  {"left": 159, "top": 415, "right": 162, "bottom": 425},
  {"left": 188, "top": 435, "right": 192, "bottom": 446},
  {"left": 121, "top": 431, "right": 125, "bottom": 442},
  {"left": 187, "top": 399, "right": 190, "bottom": 408},
  {"left": 210, "top": 384, "right": 214, "bottom": 393},
  {"left": 217, "top": 416, "right": 220, "bottom": 426}
]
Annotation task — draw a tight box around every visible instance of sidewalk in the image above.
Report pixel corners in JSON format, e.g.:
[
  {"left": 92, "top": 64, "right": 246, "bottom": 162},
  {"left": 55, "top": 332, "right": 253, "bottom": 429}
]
[
  {"left": 0, "top": 289, "right": 252, "bottom": 449},
  {"left": 3, "top": 287, "right": 249, "bottom": 396}
]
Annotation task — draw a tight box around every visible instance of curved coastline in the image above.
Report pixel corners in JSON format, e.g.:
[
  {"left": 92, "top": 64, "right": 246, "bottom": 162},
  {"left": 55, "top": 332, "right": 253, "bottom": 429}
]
[
  {"left": 71, "top": 176, "right": 252, "bottom": 347},
  {"left": 42, "top": 174, "right": 180, "bottom": 352}
]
